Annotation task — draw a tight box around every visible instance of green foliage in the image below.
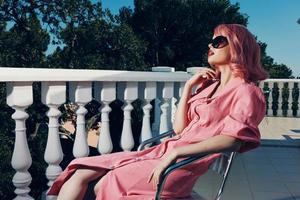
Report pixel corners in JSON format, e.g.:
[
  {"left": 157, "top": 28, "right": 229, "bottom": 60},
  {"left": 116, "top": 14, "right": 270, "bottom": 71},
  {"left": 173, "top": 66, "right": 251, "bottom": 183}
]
[
  {"left": 0, "top": 130, "right": 14, "bottom": 199},
  {"left": 47, "top": 19, "right": 147, "bottom": 70},
  {"left": 0, "top": 2, "right": 49, "bottom": 67},
  {"left": 0, "top": 0, "right": 294, "bottom": 75},
  {"left": 121, "top": 0, "right": 248, "bottom": 70},
  {"left": 0, "top": 84, "right": 14, "bottom": 199},
  {"left": 266, "top": 64, "right": 293, "bottom": 78}
]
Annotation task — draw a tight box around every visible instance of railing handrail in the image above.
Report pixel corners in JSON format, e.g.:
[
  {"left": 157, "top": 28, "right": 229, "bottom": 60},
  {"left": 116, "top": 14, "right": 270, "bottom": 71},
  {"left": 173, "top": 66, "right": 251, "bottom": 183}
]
[
  {"left": 1, "top": 67, "right": 299, "bottom": 83},
  {"left": 261, "top": 79, "right": 300, "bottom": 82},
  {"left": 0, "top": 67, "right": 190, "bottom": 82}
]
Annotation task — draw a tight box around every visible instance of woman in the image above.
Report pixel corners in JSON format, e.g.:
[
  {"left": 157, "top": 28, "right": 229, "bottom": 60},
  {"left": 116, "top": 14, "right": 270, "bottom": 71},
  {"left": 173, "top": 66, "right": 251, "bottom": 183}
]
[{"left": 47, "top": 24, "right": 268, "bottom": 200}]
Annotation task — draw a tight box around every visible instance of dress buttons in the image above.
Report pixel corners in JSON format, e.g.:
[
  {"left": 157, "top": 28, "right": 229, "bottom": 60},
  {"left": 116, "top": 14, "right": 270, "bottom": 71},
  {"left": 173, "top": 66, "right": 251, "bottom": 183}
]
[{"left": 135, "top": 157, "right": 143, "bottom": 161}]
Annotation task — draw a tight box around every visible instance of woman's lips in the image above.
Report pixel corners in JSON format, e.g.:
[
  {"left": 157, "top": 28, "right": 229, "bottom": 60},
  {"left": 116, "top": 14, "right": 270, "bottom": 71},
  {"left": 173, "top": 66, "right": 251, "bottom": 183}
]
[{"left": 208, "top": 50, "right": 214, "bottom": 56}]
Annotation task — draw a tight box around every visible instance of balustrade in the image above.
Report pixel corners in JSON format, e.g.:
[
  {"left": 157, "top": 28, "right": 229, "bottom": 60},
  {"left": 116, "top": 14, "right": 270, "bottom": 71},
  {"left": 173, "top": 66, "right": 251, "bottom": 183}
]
[{"left": 1, "top": 67, "right": 299, "bottom": 199}]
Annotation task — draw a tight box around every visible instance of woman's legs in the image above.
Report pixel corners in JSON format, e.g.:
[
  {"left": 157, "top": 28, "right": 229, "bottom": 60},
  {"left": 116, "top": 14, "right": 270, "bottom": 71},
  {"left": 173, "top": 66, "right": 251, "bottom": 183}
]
[
  {"left": 57, "top": 168, "right": 109, "bottom": 200},
  {"left": 93, "top": 172, "right": 109, "bottom": 195}
]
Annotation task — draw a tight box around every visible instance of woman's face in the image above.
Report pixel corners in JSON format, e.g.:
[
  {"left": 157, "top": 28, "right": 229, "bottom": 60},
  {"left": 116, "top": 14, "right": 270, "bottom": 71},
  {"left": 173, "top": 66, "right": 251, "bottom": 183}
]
[{"left": 207, "top": 35, "right": 231, "bottom": 68}]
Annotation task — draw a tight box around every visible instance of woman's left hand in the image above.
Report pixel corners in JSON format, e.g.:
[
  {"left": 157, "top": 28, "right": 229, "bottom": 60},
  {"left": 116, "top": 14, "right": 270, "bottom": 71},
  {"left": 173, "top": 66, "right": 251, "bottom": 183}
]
[{"left": 147, "top": 152, "right": 177, "bottom": 189}]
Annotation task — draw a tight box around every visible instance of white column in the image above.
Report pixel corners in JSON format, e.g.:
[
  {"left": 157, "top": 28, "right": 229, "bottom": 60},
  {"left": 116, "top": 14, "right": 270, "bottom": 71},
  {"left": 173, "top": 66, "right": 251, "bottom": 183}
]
[
  {"left": 258, "top": 81, "right": 267, "bottom": 116},
  {"left": 159, "top": 82, "right": 174, "bottom": 134},
  {"left": 120, "top": 82, "right": 138, "bottom": 151},
  {"left": 277, "top": 82, "right": 284, "bottom": 117},
  {"left": 42, "top": 82, "right": 65, "bottom": 189},
  {"left": 287, "top": 82, "right": 294, "bottom": 117},
  {"left": 296, "top": 83, "right": 300, "bottom": 117},
  {"left": 69, "top": 82, "right": 92, "bottom": 158},
  {"left": 267, "top": 82, "right": 274, "bottom": 116},
  {"left": 151, "top": 67, "right": 175, "bottom": 136},
  {"left": 140, "top": 82, "right": 156, "bottom": 143},
  {"left": 97, "top": 82, "right": 116, "bottom": 154},
  {"left": 6, "top": 82, "right": 34, "bottom": 200}
]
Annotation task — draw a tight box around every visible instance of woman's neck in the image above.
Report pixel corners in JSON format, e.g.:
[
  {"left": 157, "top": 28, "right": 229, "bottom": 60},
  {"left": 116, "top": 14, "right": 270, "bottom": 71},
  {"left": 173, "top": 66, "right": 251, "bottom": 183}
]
[{"left": 217, "top": 66, "right": 236, "bottom": 88}]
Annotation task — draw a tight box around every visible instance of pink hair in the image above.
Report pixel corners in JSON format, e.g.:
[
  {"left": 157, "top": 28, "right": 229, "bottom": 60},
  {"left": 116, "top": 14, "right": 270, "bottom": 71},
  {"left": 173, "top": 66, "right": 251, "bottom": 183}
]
[{"left": 214, "top": 24, "right": 268, "bottom": 82}]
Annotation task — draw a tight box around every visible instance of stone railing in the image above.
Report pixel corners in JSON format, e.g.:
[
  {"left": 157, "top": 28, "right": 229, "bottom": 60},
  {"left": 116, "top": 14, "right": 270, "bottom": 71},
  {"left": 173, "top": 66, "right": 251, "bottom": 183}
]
[
  {"left": 259, "top": 79, "right": 300, "bottom": 117},
  {"left": 0, "top": 66, "right": 299, "bottom": 199},
  {"left": 0, "top": 66, "right": 189, "bottom": 199}
]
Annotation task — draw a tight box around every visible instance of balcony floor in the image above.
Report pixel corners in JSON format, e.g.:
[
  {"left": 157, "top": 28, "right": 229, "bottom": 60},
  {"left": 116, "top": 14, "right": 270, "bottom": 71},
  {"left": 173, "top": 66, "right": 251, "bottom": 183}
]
[{"left": 193, "top": 117, "right": 300, "bottom": 200}]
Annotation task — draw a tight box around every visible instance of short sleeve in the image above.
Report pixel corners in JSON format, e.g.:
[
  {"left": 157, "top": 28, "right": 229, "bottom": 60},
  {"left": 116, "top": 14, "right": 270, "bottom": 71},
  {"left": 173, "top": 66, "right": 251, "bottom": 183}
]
[{"left": 221, "top": 88, "right": 266, "bottom": 153}]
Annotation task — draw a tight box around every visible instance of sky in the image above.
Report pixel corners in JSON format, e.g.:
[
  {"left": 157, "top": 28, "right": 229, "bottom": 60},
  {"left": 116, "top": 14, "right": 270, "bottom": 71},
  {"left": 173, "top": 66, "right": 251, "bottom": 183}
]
[
  {"left": 100, "top": 0, "right": 300, "bottom": 76},
  {"left": 230, "top": 0, "right": 300, "bottom": 76}
]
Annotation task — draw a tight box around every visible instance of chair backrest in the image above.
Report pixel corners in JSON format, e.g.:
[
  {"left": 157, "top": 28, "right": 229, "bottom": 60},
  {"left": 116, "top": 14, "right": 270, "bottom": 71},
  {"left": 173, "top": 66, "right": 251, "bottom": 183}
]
[
  {"left": 209, "top": 152, "right": 237, "bottom": 200},
  {"left": 140, "top": 130, "right": 237, "bottom": 200}
]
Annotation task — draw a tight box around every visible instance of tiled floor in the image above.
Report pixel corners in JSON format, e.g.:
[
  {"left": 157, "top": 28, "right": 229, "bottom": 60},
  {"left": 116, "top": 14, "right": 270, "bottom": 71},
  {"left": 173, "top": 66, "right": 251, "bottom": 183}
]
[{"left": 192, "top": 117, "right": 300, "bottom": 200}]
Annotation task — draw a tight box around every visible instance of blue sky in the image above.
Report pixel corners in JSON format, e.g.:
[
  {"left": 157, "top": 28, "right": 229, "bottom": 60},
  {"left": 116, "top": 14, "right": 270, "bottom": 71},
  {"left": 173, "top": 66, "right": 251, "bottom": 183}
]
[
  {"left": 231, "top": 0, "right": 300, "bottom": 76},
  {"left": 101, "top": 0, "right": 300, "bottom": 76}
]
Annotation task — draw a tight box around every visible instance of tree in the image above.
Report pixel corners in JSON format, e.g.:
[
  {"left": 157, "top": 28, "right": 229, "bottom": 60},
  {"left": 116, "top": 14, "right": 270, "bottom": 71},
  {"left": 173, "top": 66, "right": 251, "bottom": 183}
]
[
  {"left": 0, "top": 1, "right": 49, "bottom": 67},
  {"left": 47, "top": 15, "right": 147, "bottom": 70},
  {"left": 119, "top": 0, "right": 248, "bottom": 70},
  {"left": 0, "top": 0, "right": 147, "bottom": 70}
]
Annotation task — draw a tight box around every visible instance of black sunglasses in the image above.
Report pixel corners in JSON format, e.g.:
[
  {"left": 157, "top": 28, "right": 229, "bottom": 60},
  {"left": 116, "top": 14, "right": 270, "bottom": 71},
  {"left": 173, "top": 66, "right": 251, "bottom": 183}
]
[{"left": 209, "top": 36, "right": 229, "bottom": 49}]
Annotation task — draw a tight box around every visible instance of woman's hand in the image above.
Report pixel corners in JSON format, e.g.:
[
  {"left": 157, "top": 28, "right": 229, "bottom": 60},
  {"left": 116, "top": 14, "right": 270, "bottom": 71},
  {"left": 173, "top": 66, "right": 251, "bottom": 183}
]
[
  {"left": 186, "top": 67, "right": 217, "bottom": 88},
  {"left": 147, "top": 152, "right": 177, "bottom": 189}
]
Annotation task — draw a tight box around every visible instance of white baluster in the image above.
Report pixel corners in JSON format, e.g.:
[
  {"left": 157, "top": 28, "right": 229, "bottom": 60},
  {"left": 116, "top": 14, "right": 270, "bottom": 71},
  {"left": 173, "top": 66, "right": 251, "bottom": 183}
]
[
  {"left": 42, "top": 82, "right": 65, "bottom": 189},
  {"left": 151, "top": 67, "right": 175, "bottom": 136},
  {"left": 267, "top": 82, "right": 274, "bottom": 116},
  {"left": 140, "top": 82, "right": 156, "bottom": 143},
  {"left": 287, "top": 82, "right": 294, "bottom": 117},
  {"left": 97, "top": 82, "right": 116, "bottom": 154},
  {"left": 6, "top": 82, "right": 34, "bottom": 200},
  {"left": 69, "top": 82, "right": 92, "bottom": 158},
  {"left": 120, "top": 82, "right": 138, "bottom": 151},
  {"left": 258, "top": 81, "right": 267, "bottom": 116},
  {"left": 296, "top": 83, "right": 300, "bottom": 117},
  {"left": 277, "top": 82, "right": 284, "bottom": 117},
  {"left": 159, "top": 82, "right": 174, "bottom": 134}
]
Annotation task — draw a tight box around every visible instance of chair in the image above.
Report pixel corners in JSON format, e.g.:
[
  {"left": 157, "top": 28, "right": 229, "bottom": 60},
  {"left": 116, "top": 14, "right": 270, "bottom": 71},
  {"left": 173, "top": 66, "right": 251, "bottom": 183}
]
[{"left": 138, "top": 130, "right": 237, "bottom": 200}]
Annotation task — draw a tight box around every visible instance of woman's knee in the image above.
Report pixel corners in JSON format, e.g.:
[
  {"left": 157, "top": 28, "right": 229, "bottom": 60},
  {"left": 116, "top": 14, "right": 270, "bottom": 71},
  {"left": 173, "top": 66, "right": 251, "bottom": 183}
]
[
  {"left": 93, "top": 173, "right": 108, "bottom": 195},
  {"left": 72, "top": 168, "right": 102, "bottom": 184}
]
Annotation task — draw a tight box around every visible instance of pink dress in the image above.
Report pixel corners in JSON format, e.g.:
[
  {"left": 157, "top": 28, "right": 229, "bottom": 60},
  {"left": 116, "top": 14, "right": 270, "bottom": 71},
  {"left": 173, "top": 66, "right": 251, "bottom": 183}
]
[{"left": 47, "top": 78, "right": 266, "bottom": 199}]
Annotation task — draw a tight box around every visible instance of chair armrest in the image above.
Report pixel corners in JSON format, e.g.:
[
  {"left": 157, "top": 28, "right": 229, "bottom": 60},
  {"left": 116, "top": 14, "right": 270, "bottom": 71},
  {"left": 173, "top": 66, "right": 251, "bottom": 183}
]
[
  {"left": 137, "top": 129, "right": 175, "bottom": 151},
  {"left": 154, "top": 151, "right": 237, "bottom": 200},
  {"left": 155, "top": 153, "right": 210, "bottom": 200}
]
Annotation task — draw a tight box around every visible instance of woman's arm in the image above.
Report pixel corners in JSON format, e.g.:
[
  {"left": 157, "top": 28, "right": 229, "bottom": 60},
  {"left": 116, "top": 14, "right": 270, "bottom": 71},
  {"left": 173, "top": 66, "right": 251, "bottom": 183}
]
[
  {"left": 173, "top": 68, "right": 217, "bottom": 135},
  {"left": 172, "top": 83, "right": 193, "bottom": 134},
  {"left": 172, "top": 134, "right": 242, "bottom": 158},
  {"left": 148, "top": 134, "right": 241, "bottom": 187}
]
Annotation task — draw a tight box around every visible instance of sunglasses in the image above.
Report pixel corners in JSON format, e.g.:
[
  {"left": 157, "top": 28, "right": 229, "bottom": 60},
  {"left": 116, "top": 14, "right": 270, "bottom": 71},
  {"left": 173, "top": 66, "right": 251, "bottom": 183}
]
[{"left": 209, "top": 36, "right": 229, "bottom": 49}]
